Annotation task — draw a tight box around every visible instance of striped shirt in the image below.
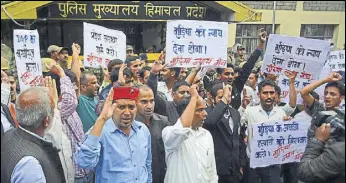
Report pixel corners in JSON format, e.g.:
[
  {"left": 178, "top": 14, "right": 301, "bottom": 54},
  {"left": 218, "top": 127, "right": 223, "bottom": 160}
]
[{"left": 58, "top": 76, "right": 91, "bottom": 178}]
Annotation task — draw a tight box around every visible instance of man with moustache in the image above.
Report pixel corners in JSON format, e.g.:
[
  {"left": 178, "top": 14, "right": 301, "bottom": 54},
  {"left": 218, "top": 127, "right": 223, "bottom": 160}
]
[
  {"left": 147, "top": 62, "right": 190, "bottom": 125},
  {"left": 47, "top": 45, "right": 69, "bottom": 70},
  {"left": 162, "top": 85, "right": 217, "bottom": 183},
  {"left": 203, "top": 83, "right": 246, "bottom": 183},
  {"left": 215, "top": 29, "right": 267, "bottom": 110},
  {"left": 125, "top": 56, "right": 142, "bottom": 84},
  {"left": 76, "top": 71, "right": 100, "bottom": 132},
  {"left": 241, "top": 79, "right": 291, "bottom": 183},
  {"left": 1, "top": 86, "right": 65, "bottom": 182},
  {"left": 135, "top": 84, "right": 170, "bottom": 183},
  {"left": 75, "top": 87, "right": 152, "bottom": 183}
]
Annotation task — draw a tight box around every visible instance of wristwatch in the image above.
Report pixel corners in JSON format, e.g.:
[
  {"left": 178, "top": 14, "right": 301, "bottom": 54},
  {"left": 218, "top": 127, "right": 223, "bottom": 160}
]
[{"left": 311, "top": 137, "right": 325, "bottom": 146}]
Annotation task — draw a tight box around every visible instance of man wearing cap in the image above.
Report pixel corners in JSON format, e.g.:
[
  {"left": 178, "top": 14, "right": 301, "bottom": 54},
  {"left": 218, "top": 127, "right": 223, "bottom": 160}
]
[
  {"left": 126, "top": 45, "right": 134, "bottom": 58},
  {"left": 47, "top": 45, "right": 69, "bottom": 70},
  {"left": 234, "top": 45, "right": 247, "bottom": 67},
  {"left": 75, "top": 87, "right": 152, "bottom": 183}
]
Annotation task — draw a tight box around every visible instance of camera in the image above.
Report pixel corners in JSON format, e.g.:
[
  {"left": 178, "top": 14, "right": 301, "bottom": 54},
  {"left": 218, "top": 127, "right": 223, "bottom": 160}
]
[{"left": 312, "top": 108, "right": 345, "bottom": 134}]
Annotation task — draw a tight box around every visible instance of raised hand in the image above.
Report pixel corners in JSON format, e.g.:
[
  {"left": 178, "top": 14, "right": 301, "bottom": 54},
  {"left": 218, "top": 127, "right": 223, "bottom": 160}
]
[
  {"left": 190, "top": 84, "right": 199, "bottom": 98},
  {"left": 222, "top": 84, "right": 233, "bottom": 104},
  {"left": 45, "top": 76, "right": 58, "bottom": 106},
  {"left": 72, "top": 43, "right": 81, "bottom": 55},
  {"left": 242, "top": 88, "right": 251, "bottom": 109},
  {"left": 284, "top": 70, "right": 298, "bottom": 82},
  {"left": 315, "top": 123, "right": 331, "bottom": 142},
  {"left": 118, "top": 64, "right": 127, "bottom": 85},
  {"left": 259, "top": 28, "right": 267, "bottom": 43},
  {"left": 46, "top": 62, "right": 65, "bottom": 77},
  {"left": 151, "top": 61, "right": 168, "bottom": 75},
  {"left": 326, "top": 72, "right": 342, "bottom": 82},
  {"left": 99, "top": 88, "right": 115, "bottom": 121}
]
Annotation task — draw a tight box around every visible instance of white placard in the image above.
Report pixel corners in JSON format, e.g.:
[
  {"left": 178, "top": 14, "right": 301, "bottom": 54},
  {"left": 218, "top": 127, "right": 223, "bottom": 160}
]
[
  {"left": 165, "top": 20, "right": 228, "bottom": 68},
  {"left": 328, "top": 50, "right": 345, "bottom": 72},
  {"left": 13, "top": 29, "right": 43, "bottom": 91},
  {"left": 83, "top": 22, "right": 126, "bottom": 68},
  {"left": 1, "top": 83, "right": 11, "bottom": 106},
  {"left": 250, "top": 117, "right": 311, "bottom": 168},
  {"left": 262, "top": 34, "right": 330, "bottom": 104}
]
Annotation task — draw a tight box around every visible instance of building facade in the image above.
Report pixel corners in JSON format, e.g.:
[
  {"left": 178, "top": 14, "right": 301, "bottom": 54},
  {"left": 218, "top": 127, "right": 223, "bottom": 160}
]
[{"left": 228, "top": 1, "right": 345, "bottom": 54}]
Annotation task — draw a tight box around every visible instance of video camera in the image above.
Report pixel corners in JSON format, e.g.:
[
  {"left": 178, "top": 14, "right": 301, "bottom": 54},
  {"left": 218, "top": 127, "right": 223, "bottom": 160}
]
[{"left": 312, "top": 108, "right": 345, "bottom": 134}]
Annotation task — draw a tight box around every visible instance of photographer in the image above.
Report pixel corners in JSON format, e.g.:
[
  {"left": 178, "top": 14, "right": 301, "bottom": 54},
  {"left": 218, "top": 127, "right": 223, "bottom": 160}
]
[
  {"left": 297, "top": 123, "right": 345, "bottom": 183},
  {"left": 301, "top": 72, "right": 345, "bottom": 138}
]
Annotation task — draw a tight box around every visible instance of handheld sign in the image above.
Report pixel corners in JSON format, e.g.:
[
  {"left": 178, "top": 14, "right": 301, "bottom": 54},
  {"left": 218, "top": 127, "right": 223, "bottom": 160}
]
[
  {"left": 166, "top": 20, "right": 228, "bottom": 68},
  {"left": 262, "top": 34, "right": 330, "bottom": 104},
  {"left": 83, "top": 22, "right": 126, "bottom": 68},
  {"left": 13, "top": 29, "right": 43, "bottom": 91},
  {"left": 250, "top": 117, "right": 310, "bottom": 168}
]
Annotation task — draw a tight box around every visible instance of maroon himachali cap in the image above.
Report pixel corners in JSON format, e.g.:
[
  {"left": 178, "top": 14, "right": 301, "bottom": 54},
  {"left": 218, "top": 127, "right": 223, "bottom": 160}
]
[{"left": 113, "top": 87, "right": 139, "bottom": 100}]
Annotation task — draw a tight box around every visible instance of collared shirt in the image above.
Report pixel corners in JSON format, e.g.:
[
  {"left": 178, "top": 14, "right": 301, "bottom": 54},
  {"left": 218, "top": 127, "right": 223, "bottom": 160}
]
[
  {"left": 241, "top": 105, "right": 287, "bottom": 157},
  {"left": 75, "top": 119, "right": 152, "bottom": 183},
  {"left": 1, "top": 106, "right": 13, "bottom": 133},
  {"left": 58, "top": 76, "right": 90, "bottom": 178},
  {"left": 76, "top": 94, "right": 99, "bottom": 132},
  {"left": 157, "top": 81, "right": 173, "bottom": 102},
  {"left": 10, "top": 126, "right": 49, "bottom": 183},
  {"left": 162, "top": 118, "right": 218, "bottom": 183},
  {"left": 136, "top": 113, "right": 170, "bottom": 183}
]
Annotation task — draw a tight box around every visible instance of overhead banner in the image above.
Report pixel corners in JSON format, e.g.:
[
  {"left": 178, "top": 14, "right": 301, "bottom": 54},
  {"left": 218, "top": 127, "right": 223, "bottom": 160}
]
[{"left": 165, "top": 20, "right": 228, "bottom": 68}]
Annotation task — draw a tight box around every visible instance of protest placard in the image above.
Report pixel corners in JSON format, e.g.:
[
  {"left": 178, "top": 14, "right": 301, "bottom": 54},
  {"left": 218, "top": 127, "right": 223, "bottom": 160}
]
[
  {"left": 165, "top": 20, "right": 228, "bottom": 68},
  {"left": 262, "top": 34, "right": 330, "bottom": 104},
  {"left": 249, "top": 117, "right": 310, "bottom": 168},
  {"left": 13, "top": 29, "right": 43, "bottom": 91},
  {"left": 83, "top": 22, "right": 126, "bottom": 68},
  {"left": 328, "top": 50, "right": 345, "bottom": 72},
  {"left": 1, "top": 83, "right": 11, "bottom": 106}
]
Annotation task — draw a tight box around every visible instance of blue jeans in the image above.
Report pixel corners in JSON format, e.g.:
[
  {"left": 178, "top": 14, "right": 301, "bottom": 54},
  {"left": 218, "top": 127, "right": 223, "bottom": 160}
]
[
  {"left": 74, "top": 172, "right": 94, "bottom": 183},
  {"left": 248, "top": 165, "right": 281, "bottom": 183}
]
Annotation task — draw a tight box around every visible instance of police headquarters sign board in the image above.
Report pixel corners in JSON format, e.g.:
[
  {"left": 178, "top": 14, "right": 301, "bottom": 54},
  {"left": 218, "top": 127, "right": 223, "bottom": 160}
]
[
  {"left": 42, "top": 1, "right": 221, "bottom": 21},
  {"left": 83, "top": 22, "right": 126, "bottom": 68},
  {"left": 249, "top": 117, "right": 310, "bottom": 168},
  {"left": 165, "top": 20, "right": 228, "bottom": 68}
]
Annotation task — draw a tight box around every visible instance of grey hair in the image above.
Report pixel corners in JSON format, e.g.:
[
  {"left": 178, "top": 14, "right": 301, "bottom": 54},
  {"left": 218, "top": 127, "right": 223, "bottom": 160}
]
[
  {"left": 133, "top": 83, "right": 152, "bottom": 91},
  {"left": 15, "top": 86, "right": 52, "bottom": 130}
]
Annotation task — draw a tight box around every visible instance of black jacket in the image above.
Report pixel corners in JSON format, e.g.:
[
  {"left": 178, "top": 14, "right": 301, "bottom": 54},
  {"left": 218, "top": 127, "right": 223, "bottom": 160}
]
[
  {"left": 136, "top": 113, "right": 170, "bottom": 183},
  {"left": 297, "top": 139, "right": 345, "bottom": 183},
  {"left": 147, "top": 74, "right": 179, "bottom": 125},
  {"left": 1, "top": 103, "right": 16, "bottom": 136},
  {"left": 1, "top": 127, "right": 65, "bottom": 183},
  {"left": 230, "top": 49, "right": 262, "bottom": 110},
  {"left": 203, "top": 102, "right": 247, "bottom": 182}
]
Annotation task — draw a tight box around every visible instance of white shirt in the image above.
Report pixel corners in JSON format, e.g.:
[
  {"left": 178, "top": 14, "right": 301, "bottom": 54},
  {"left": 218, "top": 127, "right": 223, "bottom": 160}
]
[
  {"left": 1, "top": 106, "right": 13, "bottom": 133},
  {"left": 295, "top": 111, "right": 312, "bottom": 122},
  {"left": 162, "top": 118, "right": 218, "bottom": 183},
  {"left": 158, "top": 81, "right": 173, "bottom": 101},
  {"left": 44, "top": 108, "right": 74, "bottom": 183},
  {"left": 241, "top": 105, "right": 287, "bottom": 157}
]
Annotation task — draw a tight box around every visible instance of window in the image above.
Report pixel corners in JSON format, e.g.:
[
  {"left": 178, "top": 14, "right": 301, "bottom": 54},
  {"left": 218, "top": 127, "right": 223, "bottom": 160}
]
[
  {"left": 300, "top": 25, "right": 334, "bottom": 40},
  {"left": 235, "top": 24, "right": 273, "bottom": 56}
]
